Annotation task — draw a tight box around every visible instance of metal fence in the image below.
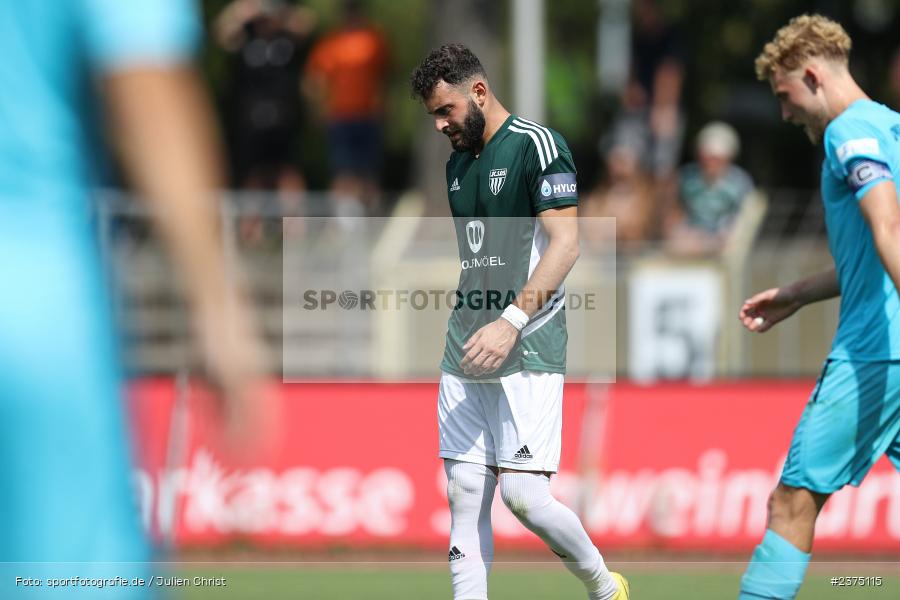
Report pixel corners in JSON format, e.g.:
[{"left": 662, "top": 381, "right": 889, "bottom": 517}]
[{"left": 96, "top": 188, "right": 836, "bottom": 379}]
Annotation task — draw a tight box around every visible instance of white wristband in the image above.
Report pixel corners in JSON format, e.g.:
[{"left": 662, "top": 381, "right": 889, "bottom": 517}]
[{"left": 500, "top": 304, "right": 529, "bottom": 331}]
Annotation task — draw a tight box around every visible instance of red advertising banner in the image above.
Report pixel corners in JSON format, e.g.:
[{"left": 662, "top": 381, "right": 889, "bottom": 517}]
[{"left": 128, "top": 379, "right": 900, "bottom": 553}]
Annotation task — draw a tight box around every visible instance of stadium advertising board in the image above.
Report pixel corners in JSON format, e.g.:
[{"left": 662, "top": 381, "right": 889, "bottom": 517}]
[{"left": 129, "top": 379, "right": 900, "bottom": 553}]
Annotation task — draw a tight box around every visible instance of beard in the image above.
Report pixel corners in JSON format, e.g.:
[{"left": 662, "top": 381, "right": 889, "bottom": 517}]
[{"left": 448, "top": 100, "right": 486, "bottom": 153}]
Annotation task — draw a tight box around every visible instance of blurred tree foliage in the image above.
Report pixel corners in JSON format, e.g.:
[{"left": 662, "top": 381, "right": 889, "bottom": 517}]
[
  {"left": 200, "top": 0, "right": 900, "bottom": 194},
  {"left": 640, "top": 0, "right": 900, "bottom": 189},
  {"left": 201, "top": 0, "right": 429, "bottom": 191}
]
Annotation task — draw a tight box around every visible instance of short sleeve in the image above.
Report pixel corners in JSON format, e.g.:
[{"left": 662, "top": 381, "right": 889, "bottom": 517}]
[
  {"left": 81, "top": 0, "right": 201, "bottom": 72},
  {"left": 520, "top": 129, "right": 578, "bottom": 213},
  {"left": 824, "top": 116, "right": 893, "bottom": 200}
]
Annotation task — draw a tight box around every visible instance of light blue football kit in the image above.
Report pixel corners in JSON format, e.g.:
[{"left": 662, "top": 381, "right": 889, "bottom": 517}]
[
  {"left": 781, "top": 100, "right": 900, "bottom": 493},
  {"left": 741, "top": 100, "right": 900, "bottom": 600},
  {"left": 0, "top": 0, "right": 198, "bottom": 596}
]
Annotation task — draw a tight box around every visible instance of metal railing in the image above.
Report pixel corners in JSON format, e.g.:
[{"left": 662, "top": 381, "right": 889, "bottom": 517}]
[{"left": 95, "top": 188, "right": 835, "bottom": 379}]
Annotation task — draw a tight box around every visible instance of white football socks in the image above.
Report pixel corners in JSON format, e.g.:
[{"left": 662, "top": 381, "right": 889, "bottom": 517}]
[
  {"left": 499, "top": 472, "right": 619, "bottom": 600},
  {"left": 445, "top": 460, "right": 497, "bottom": 600}
]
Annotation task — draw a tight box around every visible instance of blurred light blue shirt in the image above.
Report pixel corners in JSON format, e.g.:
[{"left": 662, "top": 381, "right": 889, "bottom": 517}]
[
  {"left": 0, "top": 0, "right": 199, "bottom": 215},
  {"left": 0, "top": 0, "right": 200, "bottom": 580}
]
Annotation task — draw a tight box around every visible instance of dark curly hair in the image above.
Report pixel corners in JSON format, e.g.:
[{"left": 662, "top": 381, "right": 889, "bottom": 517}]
[{"left": 409, "top": 44, "right": 487, "bottom": 101}]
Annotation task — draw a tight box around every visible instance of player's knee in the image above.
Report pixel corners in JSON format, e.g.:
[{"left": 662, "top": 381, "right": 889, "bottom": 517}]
[
  {"left": 767, "top": 484, "right": 827, "bottom": 523},
  {"left": 499, "top": 483, "right": 531, "bottom": 519},
  {"left": 445, "top": 460, "right": 494, "bottom": 509},
  {"left": 499, "top": 473, "right": 552, "bottom": 521},
  {"left": 768, "top": 484, "right": 801, "bottom": 520}
]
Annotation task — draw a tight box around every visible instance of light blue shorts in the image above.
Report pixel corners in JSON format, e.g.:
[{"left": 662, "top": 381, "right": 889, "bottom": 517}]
[{"left": 781, "top": 359, "right": 900, "bottom": 494}]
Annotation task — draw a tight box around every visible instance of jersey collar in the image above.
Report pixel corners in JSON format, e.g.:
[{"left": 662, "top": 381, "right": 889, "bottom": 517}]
[{"left": 475, "top": 114, "right": 515, "bottom": 158}]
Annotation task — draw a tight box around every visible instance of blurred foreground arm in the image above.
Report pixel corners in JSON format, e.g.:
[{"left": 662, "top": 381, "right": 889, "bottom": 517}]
[{"left": 102, "top": 66, "right": 268, "bottom": 437}]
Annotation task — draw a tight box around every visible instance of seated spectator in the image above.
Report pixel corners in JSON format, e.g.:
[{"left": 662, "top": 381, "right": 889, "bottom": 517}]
[
  {"left": 581, "top": 135, "right": 656, "bottom": 252},
  {"left": 663, "top": 121, "right": 753, "bottom": 256}
]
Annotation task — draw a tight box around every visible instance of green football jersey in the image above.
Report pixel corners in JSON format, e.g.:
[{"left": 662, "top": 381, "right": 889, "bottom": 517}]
[{"left": 441, "top": 115, "right": 579, "bottom": 379}]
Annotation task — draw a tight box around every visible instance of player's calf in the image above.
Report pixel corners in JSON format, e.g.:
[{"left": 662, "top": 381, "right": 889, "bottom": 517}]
[
  {"left": 766, "top": 483, "right": 829, "bottom": 552},
  {"left": 739, "top": 485, "right": 829, "bottom": 599},
  {"left": 445, "top": 460, "right": 496, "bottom": 600},
  {"left": 499, "top": 471, "right": 620, "bottom": 600}
]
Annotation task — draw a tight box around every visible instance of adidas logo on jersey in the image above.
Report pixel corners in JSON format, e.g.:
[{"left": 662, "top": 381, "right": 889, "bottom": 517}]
[
  {"left": 449, "top": 178, "right": 460, "bottom": 192},
  {"left": 514, "top": 445, "right": 533, "bottom": 460},
  {"left": 448, "top": 546, "right": 466, "bottom": 561}
]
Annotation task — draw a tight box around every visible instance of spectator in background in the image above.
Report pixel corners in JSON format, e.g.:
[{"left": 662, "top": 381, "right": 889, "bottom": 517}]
[
  {"left": 664, "top": 121, "right": 754, "bottom": 256},
  {"left": 215, "top": 0, "right": 317, "bottom": 245},
  {"left": 305, "top": 0, "right": 388, "bottom": 219},
  {"left": 610, "top": 0, "right": 685, "bottom": 180},
  {"left": 581, "top": 134, "right": 657, "bottom": 252}
]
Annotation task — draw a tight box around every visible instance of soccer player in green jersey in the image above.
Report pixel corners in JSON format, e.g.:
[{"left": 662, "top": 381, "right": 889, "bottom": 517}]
[{"left": 411, "top": 45, "right": 628, "bottom": 600}]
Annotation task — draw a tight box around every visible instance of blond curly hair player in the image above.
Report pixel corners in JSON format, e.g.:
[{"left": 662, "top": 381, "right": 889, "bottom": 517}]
[{"left": 739, "top": 14, "right": 900, "bottom": 600}]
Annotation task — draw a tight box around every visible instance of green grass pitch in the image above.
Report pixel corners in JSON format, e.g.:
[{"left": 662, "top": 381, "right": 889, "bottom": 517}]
[{"left": 176, "top": 563, "right": 898, "bottom": 599}]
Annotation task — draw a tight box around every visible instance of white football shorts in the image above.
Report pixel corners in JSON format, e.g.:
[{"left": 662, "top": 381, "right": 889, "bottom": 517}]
[{"left": 437, "top": 370, "right": 564, "bottom": 472}]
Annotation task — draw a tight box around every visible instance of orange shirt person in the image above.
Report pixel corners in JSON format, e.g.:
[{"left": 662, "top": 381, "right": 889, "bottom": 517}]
[
  {"left": 306, "top": 21, "right": 387, "bottom": 121},
  {"left": 305, "top": 0, "right": 388, "bottom": 212}
]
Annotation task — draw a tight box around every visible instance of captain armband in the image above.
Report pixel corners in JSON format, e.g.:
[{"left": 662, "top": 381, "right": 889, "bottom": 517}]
[{"left": 847, "top": 159, "right": 893, "bottom": 194}]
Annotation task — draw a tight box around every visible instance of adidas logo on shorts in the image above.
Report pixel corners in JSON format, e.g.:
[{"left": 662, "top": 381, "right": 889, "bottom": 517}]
[
  {"left": 448, "top": 546, "right": 466, "bottom": 561},
  {"left": 513, "top": 445, "right": 533, "bottom": 460}
]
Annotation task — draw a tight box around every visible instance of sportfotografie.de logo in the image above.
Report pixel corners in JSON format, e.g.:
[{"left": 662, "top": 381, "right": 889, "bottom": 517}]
[{"left": 300, "top": 289, "right": 597, "bottom": 312}]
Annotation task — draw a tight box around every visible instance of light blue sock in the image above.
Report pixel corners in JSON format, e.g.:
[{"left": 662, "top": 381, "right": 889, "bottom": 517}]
[{"left": 739, "top": 529, "right": 811, "bottom": 599}]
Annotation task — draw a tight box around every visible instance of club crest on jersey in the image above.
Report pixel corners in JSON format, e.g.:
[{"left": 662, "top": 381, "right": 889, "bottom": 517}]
[
  {"left": 465, "top": 220, "right": 485, "bottom": 253},
  {"left": 489, "top": 168, "right": 507, "bottom": 195}
]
